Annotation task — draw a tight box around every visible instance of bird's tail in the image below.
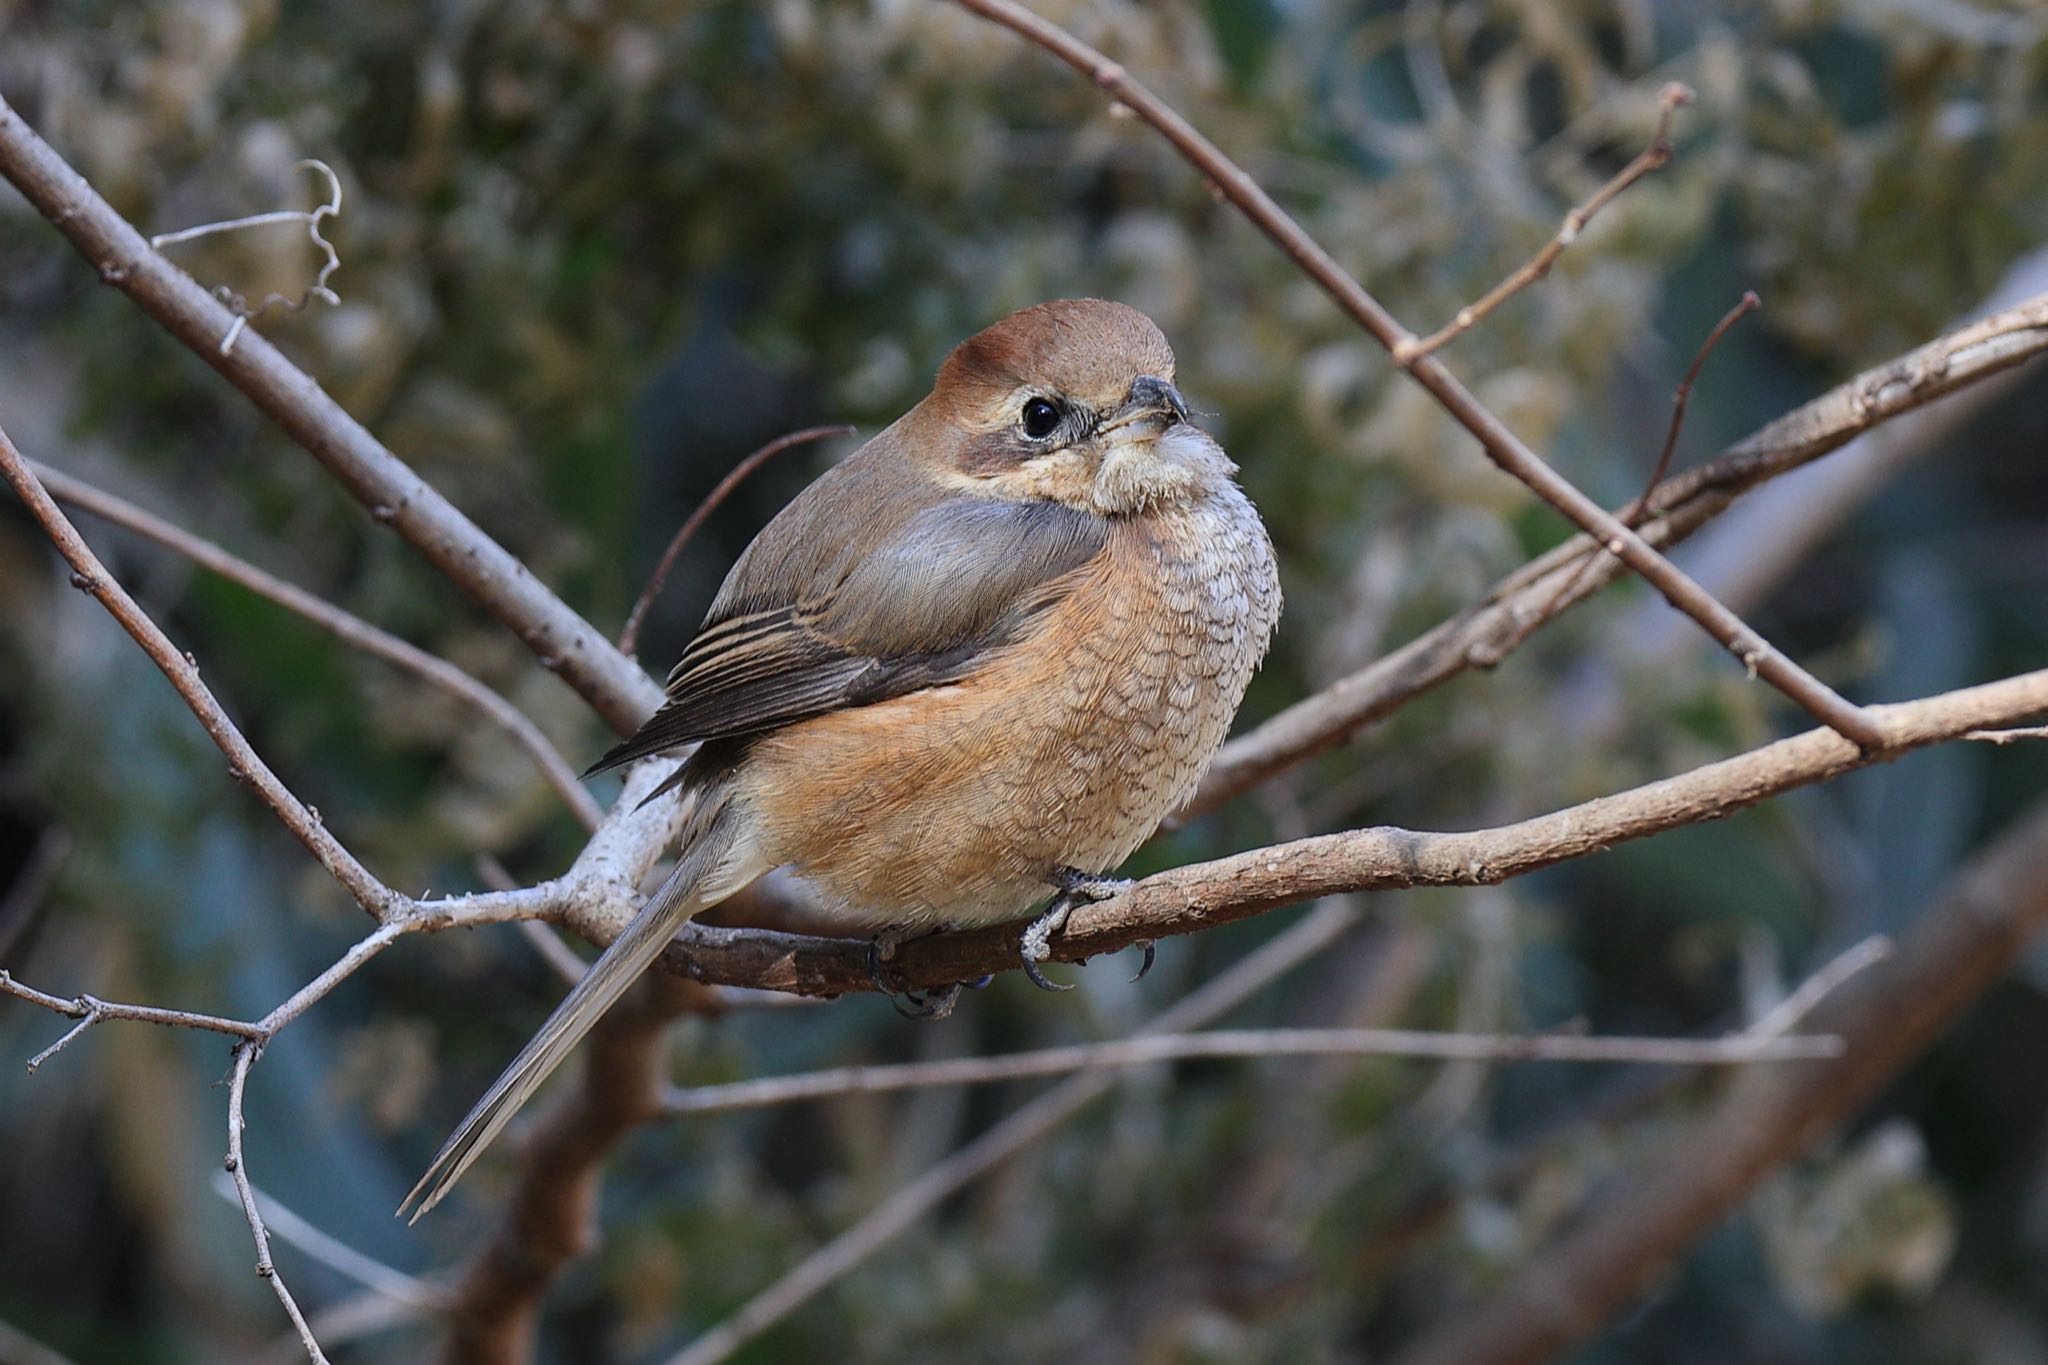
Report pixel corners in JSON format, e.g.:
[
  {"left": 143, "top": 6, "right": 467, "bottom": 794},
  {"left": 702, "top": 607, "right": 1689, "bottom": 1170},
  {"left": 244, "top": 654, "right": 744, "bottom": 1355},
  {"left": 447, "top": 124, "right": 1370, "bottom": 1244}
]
[{"left": 400, "top": 796, "right": 757, "bottom": 1222}]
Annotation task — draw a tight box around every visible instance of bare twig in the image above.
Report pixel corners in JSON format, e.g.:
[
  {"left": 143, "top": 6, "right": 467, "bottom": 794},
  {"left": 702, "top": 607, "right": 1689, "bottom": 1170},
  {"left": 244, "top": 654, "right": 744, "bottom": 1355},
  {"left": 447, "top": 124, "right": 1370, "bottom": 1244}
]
[
  {"left": 1966, "top": 726, "right": 2048, "bottom": 745},
  {"left": 208, "top": 1172, "right": 450, "bottom": 1311},
  {"left": 1635, "top": 292, "right": 1764, "bottom": 517},
  {"left": 1398, "top": 83, "right": 1694, "bottom": 361},
  {"left": 34, "top": 460, "right": 601, "bottom": 831},
  {"left": 226, "top": 1044, "right": 330, "bottom": 1364},
  {"left": 619, "top": 425, "right": 854, "bottom": 657},
  {"left": 1187, "top": 290, "right": 2048, "bottom": 816},
  {"left": 2, "top": 969, "right": 265, "bottom": 1055},
  {"left": 1390, "top": 801, "right": 2048, "bottom": 1365},
  {"left": 0, "top": 424, "right": 401, "bottom": 919},
  {"left": 661, "top": 1026, "right": 1839, "bottom": 1117},
  {"left": 1506, "top": 290, "right": 1763, "bottom": 652},
  {"left": 0, "top": 97, "right": 663, "bottom": 733},
  {"left": 1742, "top": 934, "right": 1892, "bottom": 1042},
  {"left": 663, "top": 900, "right": 1361, "bottom": 1365},
  {"left": 952, "top": 0, "right": 1883, "bottom": 749},
  {"left": 150, "top": 159, "right": 344, "bottom": 356}
]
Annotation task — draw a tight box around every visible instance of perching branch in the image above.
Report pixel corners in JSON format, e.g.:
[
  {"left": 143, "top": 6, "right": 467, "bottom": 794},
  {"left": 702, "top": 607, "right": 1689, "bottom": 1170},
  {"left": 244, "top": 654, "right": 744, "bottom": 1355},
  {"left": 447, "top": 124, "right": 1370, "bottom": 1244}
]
[
  {"left": 654, "top": 667, "right": 2048, "bottom": 997},
  {"left": 951, "top": 0, "right": 1884, "bottom": 750}
]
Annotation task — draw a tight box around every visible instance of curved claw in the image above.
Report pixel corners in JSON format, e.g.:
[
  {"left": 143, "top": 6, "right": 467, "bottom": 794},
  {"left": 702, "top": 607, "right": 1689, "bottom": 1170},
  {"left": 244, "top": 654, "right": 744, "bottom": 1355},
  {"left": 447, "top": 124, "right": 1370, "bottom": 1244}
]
[
  {"left": 868, "top": 932, "right": 961, "bottom": 1020},
  {"left": 1022, "top": 954, "right": 1076, "bottom": 993},
  {"left": 1129, "top": 940, "right": 1156, "bottom": 983},
  {"left": 889, "top": 984, "right": 963, "bottom": 1020}
]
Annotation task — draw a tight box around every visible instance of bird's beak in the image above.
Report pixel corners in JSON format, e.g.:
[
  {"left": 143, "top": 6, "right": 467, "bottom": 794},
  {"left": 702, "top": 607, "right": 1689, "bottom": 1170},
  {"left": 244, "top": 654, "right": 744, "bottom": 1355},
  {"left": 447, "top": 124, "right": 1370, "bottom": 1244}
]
[{"left": 1100, "top": 375, "right": 1190, "bottom": 436}]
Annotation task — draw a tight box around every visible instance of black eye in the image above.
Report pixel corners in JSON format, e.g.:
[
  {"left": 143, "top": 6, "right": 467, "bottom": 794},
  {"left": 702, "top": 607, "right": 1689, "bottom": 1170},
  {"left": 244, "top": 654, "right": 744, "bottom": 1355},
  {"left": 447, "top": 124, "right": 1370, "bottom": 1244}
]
[{"left": 1021, "top": 397, "right": 1062, "bottom": 440}]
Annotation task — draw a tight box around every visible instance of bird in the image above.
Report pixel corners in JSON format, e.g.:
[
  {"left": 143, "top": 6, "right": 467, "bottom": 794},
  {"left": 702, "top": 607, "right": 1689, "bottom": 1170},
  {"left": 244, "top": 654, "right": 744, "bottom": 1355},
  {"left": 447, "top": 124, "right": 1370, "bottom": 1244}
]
[{"left": 401, "top": 298, "right": 1280, "bottom": 1219}]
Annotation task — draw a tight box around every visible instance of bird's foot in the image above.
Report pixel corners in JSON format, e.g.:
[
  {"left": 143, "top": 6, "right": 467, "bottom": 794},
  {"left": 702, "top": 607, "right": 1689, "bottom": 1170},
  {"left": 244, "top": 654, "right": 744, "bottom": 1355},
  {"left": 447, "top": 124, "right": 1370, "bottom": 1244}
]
[
  {"left": 1021, "top": 869, "right": 1137, "bottom": 992},
  {"left": 865, "top": 931, "right": 962, "bottom": 1020}
]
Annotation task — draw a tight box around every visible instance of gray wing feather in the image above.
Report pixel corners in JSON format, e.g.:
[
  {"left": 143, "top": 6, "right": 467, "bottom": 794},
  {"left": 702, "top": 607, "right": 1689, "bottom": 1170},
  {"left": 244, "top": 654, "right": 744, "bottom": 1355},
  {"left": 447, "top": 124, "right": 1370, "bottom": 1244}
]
[{"left": 590, "top": 469, "right": 1104, "bottom": 775}]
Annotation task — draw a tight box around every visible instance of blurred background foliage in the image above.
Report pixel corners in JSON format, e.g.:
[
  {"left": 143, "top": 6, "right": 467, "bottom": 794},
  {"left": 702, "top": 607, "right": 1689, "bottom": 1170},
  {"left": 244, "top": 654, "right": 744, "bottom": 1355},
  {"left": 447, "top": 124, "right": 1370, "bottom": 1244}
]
[{"left": 0, "top": 0, "right": 2045, "bottom": 1361}]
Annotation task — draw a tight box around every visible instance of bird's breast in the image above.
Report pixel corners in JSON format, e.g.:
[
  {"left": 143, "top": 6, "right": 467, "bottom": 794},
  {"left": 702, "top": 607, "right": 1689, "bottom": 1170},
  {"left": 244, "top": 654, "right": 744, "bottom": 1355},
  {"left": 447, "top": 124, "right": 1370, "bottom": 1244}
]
[{"left": 739, "top": 484, "right": 1280, "bottom": 929}]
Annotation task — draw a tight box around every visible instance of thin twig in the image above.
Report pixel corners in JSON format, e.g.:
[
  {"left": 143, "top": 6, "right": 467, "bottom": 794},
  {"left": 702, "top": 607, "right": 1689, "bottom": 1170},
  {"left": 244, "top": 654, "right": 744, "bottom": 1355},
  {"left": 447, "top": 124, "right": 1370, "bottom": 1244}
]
[
  {"left": 661, "top": 1026, "right": 1840, "bottom": 1117},
  {"left": 150, "top": 159, "right": 343, "bottom": 355},
  {"left": 1398, "top": 83, "right": 1695, "bottom": 361},
  {"left": 2, "top": 969, "right": 266, "bottom": 1055},
  {"left": 663, "top": 901, "right": 1361, "bottom": 1365},
  {"left": 1510, "top": 290, "right": 1763, "bottom": 646},
  {"left": 1743, "top": 934, "right": 1892, "bottom": 1042},
  {"left": 619, "top": 425, "right": 854, "bottom": 657},
  {"left": 33, "top": 460, "right": 601, "bottom": 831},
  {"left": 952, "top": 0, "right": 1884, "bottom": 749},
  {"left": 0, "top": 424, "right": 402, "bottom": 920},
  {"left": 1966, "top": 726, "right": 2048, "bottom": 745},
  {"left": 208, "top": 1172, "right": 451, "bottom": 1311},
  {"left": 1635, "top": 292, "right": 1764, "bottom": 516},
  {"left": 226, "top": 1044, "right": 330, "bottom": 1364}
]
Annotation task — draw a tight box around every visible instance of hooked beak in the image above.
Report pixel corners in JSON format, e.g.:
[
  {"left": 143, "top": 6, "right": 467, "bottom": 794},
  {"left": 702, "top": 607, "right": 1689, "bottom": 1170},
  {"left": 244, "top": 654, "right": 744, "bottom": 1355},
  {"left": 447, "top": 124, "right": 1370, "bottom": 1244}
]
[{"left": 1100, "top": 375, "right": 1190, "bottom": 436}]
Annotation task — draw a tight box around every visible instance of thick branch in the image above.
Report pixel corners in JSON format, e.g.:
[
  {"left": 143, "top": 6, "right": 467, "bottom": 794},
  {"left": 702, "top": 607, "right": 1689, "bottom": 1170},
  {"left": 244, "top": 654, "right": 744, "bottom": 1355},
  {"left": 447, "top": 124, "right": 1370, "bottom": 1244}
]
[
  {"left": 656, "top": 668, "right": 2048, "bottom": 996},
  {"left": 1390, "top": 797, "right": 2048, "bottom": 1365},
  {"left": 0, "top": 96, "right": 662, "bottom": 733},
  {"left": 952, "top": 0, "right": 1882, "bottom": 749}
]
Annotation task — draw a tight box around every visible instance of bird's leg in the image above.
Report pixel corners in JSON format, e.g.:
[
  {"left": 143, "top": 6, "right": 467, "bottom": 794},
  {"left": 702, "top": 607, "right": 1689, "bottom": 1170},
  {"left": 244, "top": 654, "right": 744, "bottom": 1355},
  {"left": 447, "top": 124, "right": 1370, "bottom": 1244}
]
[
  {"left": 1021, "top": 868, "right": 1137, "bottom": 993},
  {"left": 866, "top": 928, "right": 963, "bottom": 1021}
]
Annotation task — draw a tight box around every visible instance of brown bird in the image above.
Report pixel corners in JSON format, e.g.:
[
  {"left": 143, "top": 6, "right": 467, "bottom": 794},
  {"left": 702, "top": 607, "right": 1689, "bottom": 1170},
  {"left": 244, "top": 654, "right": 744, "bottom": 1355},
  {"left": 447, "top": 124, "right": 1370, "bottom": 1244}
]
[{"left": 402, "top": 299, "right": 1280, "bottom": 1218}]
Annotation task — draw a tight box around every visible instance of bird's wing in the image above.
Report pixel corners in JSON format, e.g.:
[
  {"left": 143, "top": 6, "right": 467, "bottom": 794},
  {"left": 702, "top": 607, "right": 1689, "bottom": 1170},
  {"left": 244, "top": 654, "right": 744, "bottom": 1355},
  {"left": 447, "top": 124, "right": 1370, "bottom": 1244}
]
[{"left": 590, "top": 478, "right": 1107, "bottom": 775}]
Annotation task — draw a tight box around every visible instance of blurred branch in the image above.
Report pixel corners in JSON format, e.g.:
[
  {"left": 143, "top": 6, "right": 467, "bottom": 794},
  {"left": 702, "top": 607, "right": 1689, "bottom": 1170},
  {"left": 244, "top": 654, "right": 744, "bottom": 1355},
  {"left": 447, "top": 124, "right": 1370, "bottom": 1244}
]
[
  {"left": 660, "top": 666, "right": 2048, "bottom": 995},
  {"left": 662, "top": 900, "right": 1361, "bottom": 1365},
  {"left": 0, "top": 1315, "right": 80, "bottom": 1365},
  {"left": 1396, "top": 82, "right": 1693, "bottom": 362},
  {"left": 0, "top": 825, "right": 69, "bottom": 961},
  {"left": 210, "top": 1172, "right": 451, "bottom": 1312},
  {"left": 660, "top": 1025, "right": 1841, "bottom": 1118},
  {"left": 619, "top": 424, "right": 854, "bottom": 658},
  {"left": 33, "top": 460, "right": 602, "bottom": 831},
  {"left": 442, "top": 974, "right": 708, "bottom": 1365},
  {"left": 0, "top": 95, "right": 663, "bottom": 734},
  {"left": 952, "top": 0, "right": 1883, "bottom": 749},
  {"left": 1189, "top": 288, "right": 2048, "bottom": 816},
  {"left": 1390, "top": 798, "right": 2048, "bottom": 1365}
]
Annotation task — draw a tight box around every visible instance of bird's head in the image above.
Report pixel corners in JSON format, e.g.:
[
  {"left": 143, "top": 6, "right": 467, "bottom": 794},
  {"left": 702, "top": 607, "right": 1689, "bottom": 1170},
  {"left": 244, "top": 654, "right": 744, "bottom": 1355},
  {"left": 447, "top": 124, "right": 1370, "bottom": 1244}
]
[{"left": 922, "top": 299, "right": 1230, "bottom": 515}]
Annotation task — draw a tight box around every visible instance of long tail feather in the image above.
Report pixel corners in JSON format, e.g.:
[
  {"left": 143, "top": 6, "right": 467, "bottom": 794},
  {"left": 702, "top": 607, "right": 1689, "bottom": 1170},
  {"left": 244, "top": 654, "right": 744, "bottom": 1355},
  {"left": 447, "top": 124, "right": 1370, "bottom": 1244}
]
[{"left": 400, "top": 805, "right": 748, "bottom": 1221}]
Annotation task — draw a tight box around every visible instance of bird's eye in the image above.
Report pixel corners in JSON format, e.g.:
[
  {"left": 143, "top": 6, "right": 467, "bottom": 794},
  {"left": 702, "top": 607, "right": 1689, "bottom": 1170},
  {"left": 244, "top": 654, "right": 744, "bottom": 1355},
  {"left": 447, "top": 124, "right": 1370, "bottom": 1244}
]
[{"left": 1021, "top": 397, "right": 1062, "bottom": 440}]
